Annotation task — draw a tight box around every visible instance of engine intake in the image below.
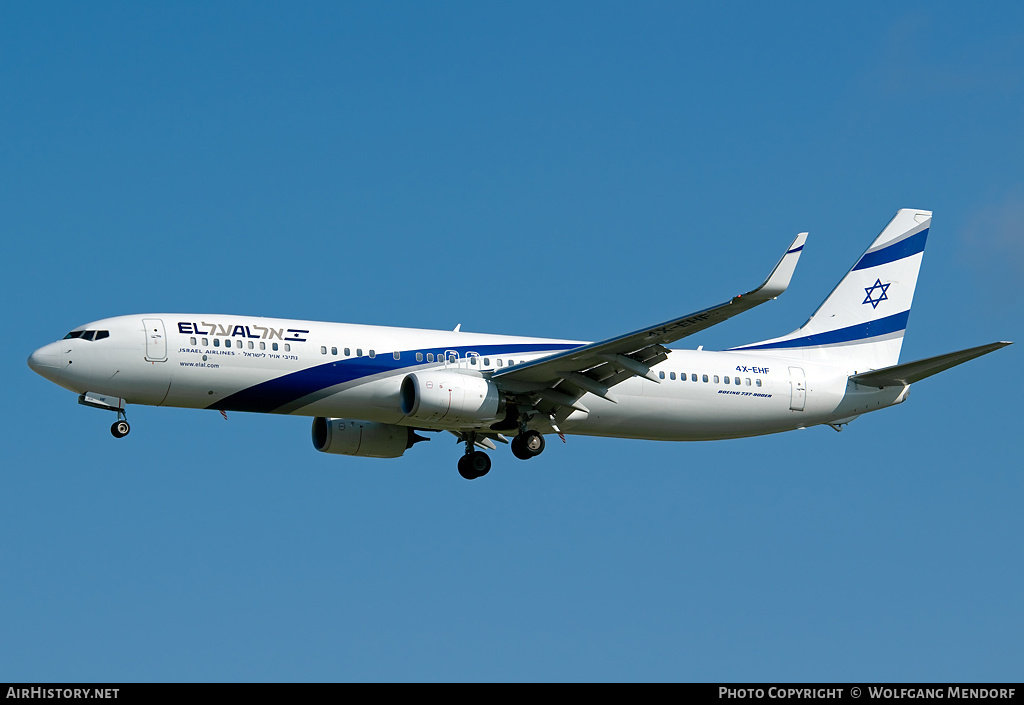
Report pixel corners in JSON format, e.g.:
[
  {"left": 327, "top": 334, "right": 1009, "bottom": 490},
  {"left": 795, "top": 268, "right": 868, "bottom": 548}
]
[
  {"left": 311, "top": 417, "right": 426, "bottom": 458},
  {"left": 400, "top": 371, "right": 503, "bottom": 426}
]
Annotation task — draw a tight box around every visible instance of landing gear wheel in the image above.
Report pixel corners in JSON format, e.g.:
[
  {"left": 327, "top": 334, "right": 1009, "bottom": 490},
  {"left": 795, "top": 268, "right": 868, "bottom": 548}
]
[
  {"left": 111, "top": 420, "right": 131, "bottom": 438},
  {"left": 457, "top": 451, "right": 491, "bottom": 480},
  {"left": 511, "top": 430, "right": 545, "bottom": 460}
]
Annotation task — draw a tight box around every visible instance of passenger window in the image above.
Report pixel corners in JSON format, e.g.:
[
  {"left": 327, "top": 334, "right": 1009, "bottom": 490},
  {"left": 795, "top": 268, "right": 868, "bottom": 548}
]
[
  {"left": 191, "top": 337, "right": 197, "bottom": 345},
  {"left": 356, "top": 349, "right": 362, "bottom": 356},
  {"left": 214, "top": 339, "right": 220, "bottom": 347},
  {"left": 322, "top": 346, "right": 327, "bottom": 355},
  {"left": 237, "top": 340, "right": 243, "bottom": 348},
  {"left": 96, "top": 330, "right": 109, "bottom": 340},
  {"left": 497, "top": 359, "right": 503, "bottom": 367},
  {"left": 344, "top": 348, "right": 350, "bottom": 356},
  {"left": 669, "top": 372, "right": 676, "bottom": 380},
  {"left": 702, "top": 374, "right": 708, "bottom": 382},
  {"left": 714, "top": 375, "right": 720, "bottom": 383},
  {"left": 416, "top": 352, "right": 423, "bottom": 362},
  {"left": 735, "top": 377, "right": 741, "bottom": 385},
  {"left": 248, "top": 341, "right": 254, "bottom": 349},
  {"left": 745, "top": 378, "right": 751, "bottom": 386},
  {"left": 284, "top": 344, "right": 290, "bottom": 352},
  {"left": 756, "top": 379, "right": 762, "bottom": 387},
  {"left": 724, "top": 376, "right": 730, "bottom": 384},
  {"left": 426, "top": 353, "right": 434, "bottom": 362},
  {"left": 258, "top": 342, "right": 264, "bottom": 350},
  {"left": 393, "top": 351, "right": 400, "bottom": 360},
  {"left": 331, "top": 347, "right": 337, "bottom": 355},
  {"left": 203, "top": 338, "right": 209, "bottom": 347},
  {"left": 272, "top": 343, "right": 279, "bottom": 351},
  {"left": 470, "top": 357, "right": 477, "bottom": 366},
  {"left": 483, "top": 358, "right": 490, "bottom": 366},
  {"left": 658, "top": 371, "right": 665, "bottom": 379},
  {"left": 369, "top": 350, "right": 375, "bottom": 358}
]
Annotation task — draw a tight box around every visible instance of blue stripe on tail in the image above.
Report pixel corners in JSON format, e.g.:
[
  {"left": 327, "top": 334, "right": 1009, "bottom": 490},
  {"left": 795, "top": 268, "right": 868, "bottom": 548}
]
[
  {"left": 852, "top": 229, "right": 928, "bottom": 271},
  {"left": 733, "top": 310, "right": 910, "bottom": 351}
]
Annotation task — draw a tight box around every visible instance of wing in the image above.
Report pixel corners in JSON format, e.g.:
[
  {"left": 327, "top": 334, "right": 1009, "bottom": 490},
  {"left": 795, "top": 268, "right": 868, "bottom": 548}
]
[{"left": 492, "top": 232, "right": 808, "bottom": 420}]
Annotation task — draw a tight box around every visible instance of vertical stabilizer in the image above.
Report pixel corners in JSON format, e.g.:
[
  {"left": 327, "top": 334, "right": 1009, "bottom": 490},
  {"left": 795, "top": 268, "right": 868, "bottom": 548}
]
[{"left": 730, "top": 209, "right": 931, "bottom": 371}]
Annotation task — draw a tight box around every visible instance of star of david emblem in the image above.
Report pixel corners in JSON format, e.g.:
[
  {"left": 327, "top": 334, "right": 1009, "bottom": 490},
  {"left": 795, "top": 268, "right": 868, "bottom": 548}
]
[{"left": 863, "top": 278, "right": 890, "bottom": 309}]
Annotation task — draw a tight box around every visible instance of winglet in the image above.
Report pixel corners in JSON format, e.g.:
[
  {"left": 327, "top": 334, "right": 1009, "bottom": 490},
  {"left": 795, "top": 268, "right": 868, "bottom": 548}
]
[{"left": 746, "top": 232, "right": 808, "bottom": 301}]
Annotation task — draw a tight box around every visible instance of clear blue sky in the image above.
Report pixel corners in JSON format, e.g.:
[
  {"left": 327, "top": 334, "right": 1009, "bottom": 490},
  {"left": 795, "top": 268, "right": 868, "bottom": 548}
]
[{"left": 3, "top": 1, "right": 1021, "bottom": 682}]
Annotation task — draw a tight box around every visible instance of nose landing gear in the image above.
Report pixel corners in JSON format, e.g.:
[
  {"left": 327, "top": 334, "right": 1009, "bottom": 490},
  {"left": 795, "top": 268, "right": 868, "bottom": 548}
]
[{"left": 78, "top": 393, "right": 131, "bottom": 439}]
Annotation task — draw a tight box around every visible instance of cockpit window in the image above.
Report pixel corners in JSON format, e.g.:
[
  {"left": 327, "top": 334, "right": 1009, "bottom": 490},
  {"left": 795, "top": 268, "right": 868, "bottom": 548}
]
[{"left": 62, "top": 329, "right": 110, "bottom": 341}]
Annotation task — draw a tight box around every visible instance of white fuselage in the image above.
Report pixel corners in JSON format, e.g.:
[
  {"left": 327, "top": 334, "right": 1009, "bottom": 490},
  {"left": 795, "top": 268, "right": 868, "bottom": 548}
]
[{"left": 29, "top": 314, "right": 907, "bottom": 441}]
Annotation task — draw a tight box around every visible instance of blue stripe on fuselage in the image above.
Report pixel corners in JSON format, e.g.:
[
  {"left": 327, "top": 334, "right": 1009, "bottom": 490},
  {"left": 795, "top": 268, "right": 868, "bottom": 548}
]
[{"left": 207, "top": 342, "right": 569, "bottom": 413}]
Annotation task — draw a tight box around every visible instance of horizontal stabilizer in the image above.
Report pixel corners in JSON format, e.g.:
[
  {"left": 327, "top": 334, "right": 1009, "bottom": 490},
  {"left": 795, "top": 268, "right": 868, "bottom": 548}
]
[{"left": 849, "top": 341, "right": 1012, "bottom": 388}]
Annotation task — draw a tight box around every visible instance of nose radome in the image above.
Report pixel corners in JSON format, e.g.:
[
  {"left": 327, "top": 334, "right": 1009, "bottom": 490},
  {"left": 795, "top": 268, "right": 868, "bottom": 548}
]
[{"left": 28, "top": 342, "right": 62, "bottom": 379}]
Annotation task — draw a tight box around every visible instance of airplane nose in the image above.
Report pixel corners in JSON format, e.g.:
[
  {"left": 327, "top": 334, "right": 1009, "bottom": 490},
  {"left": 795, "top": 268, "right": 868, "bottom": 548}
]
[{"left": 28, "top": 342, "right": 62, "bottom": 380}]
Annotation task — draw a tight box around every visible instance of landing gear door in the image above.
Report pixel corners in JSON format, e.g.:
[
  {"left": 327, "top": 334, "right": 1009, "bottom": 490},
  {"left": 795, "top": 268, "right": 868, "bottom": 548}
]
[
  {"left": 143, "top": 318, "right": 168, "bottom": 362},
  {"left": 789, "top": 366, "right": 806, "bottom": 411}
]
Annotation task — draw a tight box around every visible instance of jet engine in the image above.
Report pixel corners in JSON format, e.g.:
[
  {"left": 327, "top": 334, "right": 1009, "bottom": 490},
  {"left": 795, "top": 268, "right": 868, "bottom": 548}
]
[
  {"left": 400, "top": 371, "right": 503, "bottom": 425},
  {"left": 311, "top": 417, "right": 426, "bottom": 458}
]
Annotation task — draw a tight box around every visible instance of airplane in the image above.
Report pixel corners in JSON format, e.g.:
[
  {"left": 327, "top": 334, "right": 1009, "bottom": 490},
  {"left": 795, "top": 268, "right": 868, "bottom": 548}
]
[{"left": 27, "top": 209, "right": 1011, "bottom": 480}]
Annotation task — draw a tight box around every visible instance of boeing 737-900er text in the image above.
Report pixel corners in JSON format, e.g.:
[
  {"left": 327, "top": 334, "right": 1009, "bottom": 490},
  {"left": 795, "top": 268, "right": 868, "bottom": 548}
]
[{"left": 28, "top": 209, "right": 1011, "bottom": 479}]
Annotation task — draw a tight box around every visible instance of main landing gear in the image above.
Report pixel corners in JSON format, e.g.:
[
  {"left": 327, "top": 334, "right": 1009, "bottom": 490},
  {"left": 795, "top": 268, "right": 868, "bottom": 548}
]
[
  {"left": 111, "top": 418, "right": 131, "bottom": 438},
  {"left": 457, "top": 450, "right": 492, "bottom": 480},
  {"left": 455, "top": 429, "right": 547, "bottom": 480},
  {"left": 511, "top": 430, "right": 545, "bottom": 460}
]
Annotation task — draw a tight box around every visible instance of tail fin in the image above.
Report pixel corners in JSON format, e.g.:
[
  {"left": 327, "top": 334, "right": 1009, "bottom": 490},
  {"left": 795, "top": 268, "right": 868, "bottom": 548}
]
[{"left": 730, "top": 208, "right": 931, "bottom": 371}]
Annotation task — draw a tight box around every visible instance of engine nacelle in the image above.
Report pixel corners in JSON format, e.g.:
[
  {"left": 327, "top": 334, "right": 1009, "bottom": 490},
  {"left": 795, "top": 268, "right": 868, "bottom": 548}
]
[
  {"left": 311, "top": 417, "right": 423, "bottom": 458},
  {"left": 400, "top": 371, "right": 503, "bottom": 425}
]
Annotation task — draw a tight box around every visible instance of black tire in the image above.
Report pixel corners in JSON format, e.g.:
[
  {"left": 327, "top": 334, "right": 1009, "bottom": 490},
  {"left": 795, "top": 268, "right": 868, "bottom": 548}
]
[
  {"left": 468, "top": 451, "right": 491, "bottom": 477},
  {"left": 512, "top": 431, "right": 545, "bottom": 459},
  {"left": 111, "top": 420, "right": 130, "bottom": 438},
  {"left": 457, "top": 455, "right": 476, "bottom": 480},
  {"left": 511, "top": 435, "right": 532, "bottom": 460},
  {"left": 458, "top": 451, "right": 491, "bottom": 480}
]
